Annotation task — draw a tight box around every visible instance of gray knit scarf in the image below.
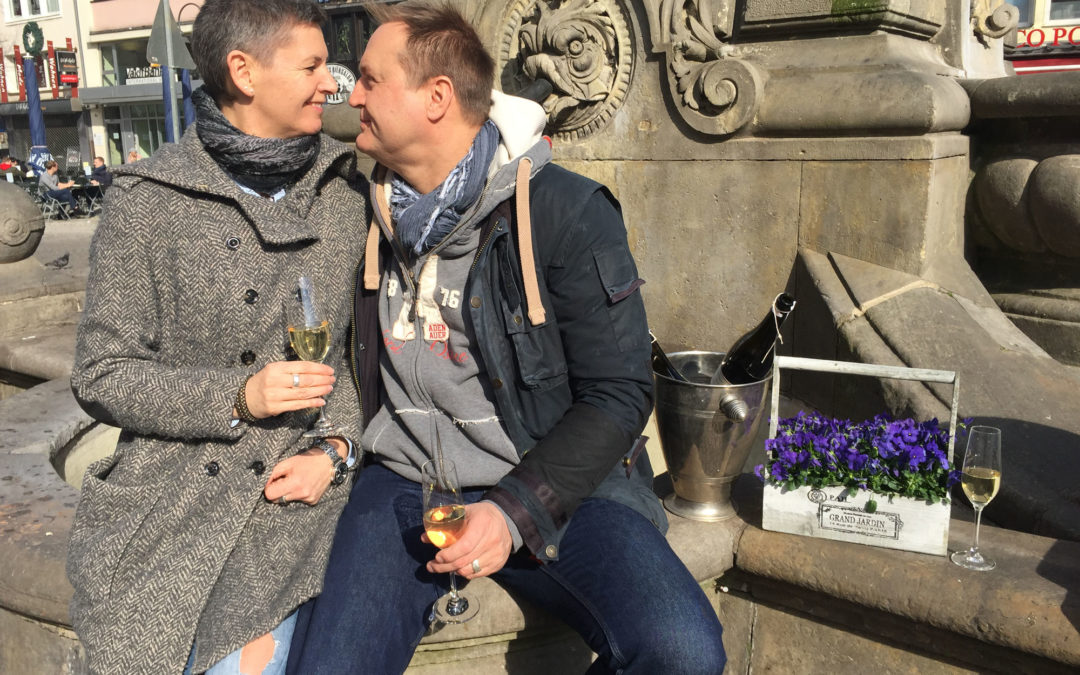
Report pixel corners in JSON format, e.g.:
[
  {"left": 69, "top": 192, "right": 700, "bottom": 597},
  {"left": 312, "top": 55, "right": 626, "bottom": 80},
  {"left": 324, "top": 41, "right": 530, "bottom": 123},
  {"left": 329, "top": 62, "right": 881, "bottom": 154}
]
[
  {"left": 192, "top": 86, "right": 320, "bottom": 194},
  {"left": 390, "top": 120, "right": 499, "bottom": 255}
]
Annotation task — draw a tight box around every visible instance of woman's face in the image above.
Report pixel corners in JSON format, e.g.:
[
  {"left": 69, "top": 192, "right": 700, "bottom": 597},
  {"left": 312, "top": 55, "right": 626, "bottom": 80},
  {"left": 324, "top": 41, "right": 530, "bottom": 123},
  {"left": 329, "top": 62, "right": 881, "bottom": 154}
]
[{"left": 247, "top": 23, "right": 337, "bottom": 139}]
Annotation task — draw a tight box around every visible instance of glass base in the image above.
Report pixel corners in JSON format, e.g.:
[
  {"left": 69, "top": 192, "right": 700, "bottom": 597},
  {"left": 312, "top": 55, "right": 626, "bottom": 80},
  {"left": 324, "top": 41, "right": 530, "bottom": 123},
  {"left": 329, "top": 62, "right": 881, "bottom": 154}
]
[
  {"left": 951, "top": 548, "right": 996, "bottom": 571},
  {"left": 432, "top": 592, "right": 478, "bottom": 624},
  {"left": 302, "top": 414, "right": 346, "bottom": 439}
]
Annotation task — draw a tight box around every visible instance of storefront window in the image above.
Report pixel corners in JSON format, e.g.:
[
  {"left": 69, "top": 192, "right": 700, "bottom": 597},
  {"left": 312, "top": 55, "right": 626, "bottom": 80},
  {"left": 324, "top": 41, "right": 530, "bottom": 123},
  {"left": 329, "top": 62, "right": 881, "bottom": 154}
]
[
  {"left": 1049, "top": 0, "right": 1080, "bottom": 21},
  {"left": 1008, "top": 0, "right": 1035, "bottom": 27}
]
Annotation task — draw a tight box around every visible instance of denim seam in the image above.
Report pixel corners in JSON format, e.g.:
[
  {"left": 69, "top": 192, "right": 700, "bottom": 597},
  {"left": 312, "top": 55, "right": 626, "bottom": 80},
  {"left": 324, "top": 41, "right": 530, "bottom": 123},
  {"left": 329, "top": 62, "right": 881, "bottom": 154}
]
[{"left": 537, "top": 563, "right": 626, "bottom": 673}]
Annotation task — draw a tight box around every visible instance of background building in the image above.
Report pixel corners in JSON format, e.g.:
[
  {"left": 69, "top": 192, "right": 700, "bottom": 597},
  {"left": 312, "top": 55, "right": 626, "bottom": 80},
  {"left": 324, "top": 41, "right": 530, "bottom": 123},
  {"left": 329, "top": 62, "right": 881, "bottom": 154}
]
[
  {"left": 1008, "top": 0, "right": 1080, "bottom": 73},
  {"left": 0, "top": 0, "right": 88, "bottom": 169},
  {"left": 75, "top": 0, "right": 203, "bottom": 167}
]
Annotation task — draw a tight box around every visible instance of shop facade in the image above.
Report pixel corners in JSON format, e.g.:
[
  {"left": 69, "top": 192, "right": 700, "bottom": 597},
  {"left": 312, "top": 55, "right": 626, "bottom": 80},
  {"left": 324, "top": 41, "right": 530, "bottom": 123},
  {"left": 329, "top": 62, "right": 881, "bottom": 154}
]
[{"left": 1008, "top": 0, "right": 1080, "bottom": 73}]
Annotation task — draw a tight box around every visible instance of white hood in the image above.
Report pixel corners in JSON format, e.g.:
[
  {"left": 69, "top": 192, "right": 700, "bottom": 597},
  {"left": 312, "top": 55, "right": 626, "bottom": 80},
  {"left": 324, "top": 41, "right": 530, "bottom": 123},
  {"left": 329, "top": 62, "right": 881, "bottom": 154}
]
[{"left": 488, "top": 89, "right": 547, "bottom": 173}]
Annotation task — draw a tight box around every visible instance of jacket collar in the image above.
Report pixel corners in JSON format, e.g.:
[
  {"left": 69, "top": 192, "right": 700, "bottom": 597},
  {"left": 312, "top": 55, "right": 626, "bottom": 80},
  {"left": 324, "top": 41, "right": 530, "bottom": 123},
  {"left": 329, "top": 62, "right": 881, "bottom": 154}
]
[{"left": 111, "top": 127, "right": 357, "bottom": 245}]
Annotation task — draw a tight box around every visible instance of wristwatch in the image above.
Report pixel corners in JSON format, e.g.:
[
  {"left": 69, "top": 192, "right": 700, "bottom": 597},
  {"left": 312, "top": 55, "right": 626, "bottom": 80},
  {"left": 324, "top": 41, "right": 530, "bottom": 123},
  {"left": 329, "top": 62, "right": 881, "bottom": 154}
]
[{"left": 314, "top": 439, "right": 349, "bottom": 486}]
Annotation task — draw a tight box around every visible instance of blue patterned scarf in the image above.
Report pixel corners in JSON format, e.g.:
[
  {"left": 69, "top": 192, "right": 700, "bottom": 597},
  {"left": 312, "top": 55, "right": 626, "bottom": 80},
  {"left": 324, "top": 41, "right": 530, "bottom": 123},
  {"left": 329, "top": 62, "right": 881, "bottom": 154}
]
[{"left": 390, "top": 120, "right": 499, "bottom": 255}]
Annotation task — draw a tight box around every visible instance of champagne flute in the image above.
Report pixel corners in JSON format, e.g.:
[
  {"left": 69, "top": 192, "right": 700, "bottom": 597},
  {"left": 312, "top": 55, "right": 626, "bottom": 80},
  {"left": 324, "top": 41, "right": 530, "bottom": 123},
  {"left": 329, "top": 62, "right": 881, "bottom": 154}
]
[
  {"left": 287, "top": 276, "right": 339, "bottom": 439},
  {"left": 951, "top": 426, "right": 1002, "bottom": 571},
  {"left": 421, "top": 458, "right": 478, "bottom": 624}
]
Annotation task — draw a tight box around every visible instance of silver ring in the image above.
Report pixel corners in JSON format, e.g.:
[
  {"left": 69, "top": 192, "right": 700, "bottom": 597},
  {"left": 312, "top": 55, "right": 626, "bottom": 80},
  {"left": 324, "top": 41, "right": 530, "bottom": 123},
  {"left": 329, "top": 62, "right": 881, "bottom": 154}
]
[
  {"left": 292, "top": 373, "right": 300, "bottom": 388},
  {"left": 471, "top": 559, "right": 481, "bottom": 574},
  {"left": 277, "top": 496, "right": 288, "bottom": 506}
]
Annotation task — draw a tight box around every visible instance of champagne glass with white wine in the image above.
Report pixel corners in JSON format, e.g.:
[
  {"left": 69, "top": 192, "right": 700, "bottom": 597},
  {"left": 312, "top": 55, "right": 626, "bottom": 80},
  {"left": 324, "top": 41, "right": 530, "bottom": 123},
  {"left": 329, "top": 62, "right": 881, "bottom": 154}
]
[
  {"left": 422, "top": 458, "right": 478, "bottom": 624},
  {"left": 951, "top": 426, "right": 1002, "bottom": 571},
  {"left": 287, "top": 276, "right": 340, "bottom": 439}
]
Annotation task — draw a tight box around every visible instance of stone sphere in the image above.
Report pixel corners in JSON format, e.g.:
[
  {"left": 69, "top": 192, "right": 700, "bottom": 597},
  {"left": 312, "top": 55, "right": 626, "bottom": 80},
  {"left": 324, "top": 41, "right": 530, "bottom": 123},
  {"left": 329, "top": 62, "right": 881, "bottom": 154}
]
[
  {"left": 0, "top": 181, "right": 46, "bottom": 263},
  {"left": 973, "top": 157, "right": 1043, "bottom": 253},
  {"left": 1030, "top": 154, "right": 1080, "bottom": 259}
]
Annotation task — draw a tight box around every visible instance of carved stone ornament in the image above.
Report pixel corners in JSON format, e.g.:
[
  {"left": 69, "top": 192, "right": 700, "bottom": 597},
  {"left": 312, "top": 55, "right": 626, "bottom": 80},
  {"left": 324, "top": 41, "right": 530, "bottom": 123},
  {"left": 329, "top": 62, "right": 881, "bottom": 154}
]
[
  {"left": 971, "top": 0, "right": 1019, "bottom": 40},
  {"left": 645, "top": 0, "right": 762, "bottom": 136},
  {"left": 497, "top": 0, "right": 633, "bottom": 141}
]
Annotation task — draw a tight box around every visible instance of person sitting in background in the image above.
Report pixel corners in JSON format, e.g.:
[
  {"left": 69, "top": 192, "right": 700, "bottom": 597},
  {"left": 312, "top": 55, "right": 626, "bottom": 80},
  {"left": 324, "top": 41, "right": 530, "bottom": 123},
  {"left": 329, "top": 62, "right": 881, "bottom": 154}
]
[
  {"left": 1, "top": 155, "right": 24, "bottom": 180},
  {"left": 38, "top": 160, "right": 82, "bottom": 215},
  {"left": 89, "top": 156, "right": 112, "bottom": 187},
  {"left": 126, "top": 149, "right": 140, "bottom": 163}
]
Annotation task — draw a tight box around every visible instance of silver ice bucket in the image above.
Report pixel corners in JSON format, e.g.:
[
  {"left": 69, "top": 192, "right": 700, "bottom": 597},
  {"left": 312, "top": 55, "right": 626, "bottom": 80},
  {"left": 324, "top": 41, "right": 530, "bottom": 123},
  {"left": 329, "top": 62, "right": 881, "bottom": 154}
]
[{"left": 654, "top": 351, "right": 771, "bottom": 521}]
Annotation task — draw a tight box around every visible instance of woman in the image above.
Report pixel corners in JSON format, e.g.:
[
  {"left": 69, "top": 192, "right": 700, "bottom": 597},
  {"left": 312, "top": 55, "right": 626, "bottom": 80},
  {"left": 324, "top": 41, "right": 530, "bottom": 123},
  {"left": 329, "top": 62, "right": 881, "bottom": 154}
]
[
  {"left": 126, "top": 149, "right": 139, "bottom": 163},
  {"left": 67, "top": 0, "right": 366, "bottom": 672}
]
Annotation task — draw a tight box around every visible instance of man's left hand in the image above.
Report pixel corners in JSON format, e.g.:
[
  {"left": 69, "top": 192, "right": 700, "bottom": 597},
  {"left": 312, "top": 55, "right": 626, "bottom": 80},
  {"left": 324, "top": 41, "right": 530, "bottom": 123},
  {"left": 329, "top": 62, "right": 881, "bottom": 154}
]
[{"left": 425, "top": 502, "right": 512, "bottom": 579}]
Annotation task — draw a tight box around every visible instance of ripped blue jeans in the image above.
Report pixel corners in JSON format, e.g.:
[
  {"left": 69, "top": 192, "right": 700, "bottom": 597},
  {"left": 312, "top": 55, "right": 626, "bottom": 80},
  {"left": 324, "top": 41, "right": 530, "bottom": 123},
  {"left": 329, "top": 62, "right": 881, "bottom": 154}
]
[{"left": 183, "top": 611, "right": 296, "bottom": 675}]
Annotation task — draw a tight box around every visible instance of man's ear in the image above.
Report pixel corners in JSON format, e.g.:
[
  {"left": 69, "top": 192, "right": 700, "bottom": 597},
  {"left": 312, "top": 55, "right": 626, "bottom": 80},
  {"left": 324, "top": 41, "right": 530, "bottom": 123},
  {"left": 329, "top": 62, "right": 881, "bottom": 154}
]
[
  {"left": 426, "top": 75, "right": 455, "bottom": 123},
  {"left": 225, "top": 49, "right": 256, "bottom": 98}
]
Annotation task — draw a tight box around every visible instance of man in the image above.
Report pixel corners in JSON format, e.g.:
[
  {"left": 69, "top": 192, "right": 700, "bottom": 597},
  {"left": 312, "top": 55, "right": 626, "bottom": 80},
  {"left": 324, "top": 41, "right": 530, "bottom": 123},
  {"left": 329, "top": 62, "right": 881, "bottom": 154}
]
[
  {"left": 38, "top": 160, "right": 82, "bottom": 215},
  {"left": 287, "top": 3, "right": 726, "bottom": 673},
  {"left": 89, "top": 156, "right": 112, "bottom": 187}
]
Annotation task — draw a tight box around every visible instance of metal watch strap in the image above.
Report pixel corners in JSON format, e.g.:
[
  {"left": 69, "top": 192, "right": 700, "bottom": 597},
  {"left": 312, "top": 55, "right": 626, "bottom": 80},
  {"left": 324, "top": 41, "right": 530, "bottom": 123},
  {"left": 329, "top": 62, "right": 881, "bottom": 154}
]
[{"left": 314, "top": 440, "right": 347, "bottom": 485}]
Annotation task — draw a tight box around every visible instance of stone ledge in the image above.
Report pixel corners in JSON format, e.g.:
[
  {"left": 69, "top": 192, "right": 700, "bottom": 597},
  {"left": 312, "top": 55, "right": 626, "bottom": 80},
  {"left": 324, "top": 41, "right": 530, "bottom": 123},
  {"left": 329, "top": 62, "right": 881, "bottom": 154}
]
[{"left": 733, "top": 480, "right": 1080, "bottom": 668}]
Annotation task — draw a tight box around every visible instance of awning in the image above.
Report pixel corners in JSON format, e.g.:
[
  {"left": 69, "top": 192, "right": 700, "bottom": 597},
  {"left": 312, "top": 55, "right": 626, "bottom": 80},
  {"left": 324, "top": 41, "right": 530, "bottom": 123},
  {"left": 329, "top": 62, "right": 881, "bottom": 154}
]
[
  {"left": 0, "top": 98, "right": 80, "bottom": 115},
  {"left": 78, "top": 79, "right": 203, "bottom": 105},
  {"left": 1012, "top": 57, "right": 1080, "bottom": 74}
]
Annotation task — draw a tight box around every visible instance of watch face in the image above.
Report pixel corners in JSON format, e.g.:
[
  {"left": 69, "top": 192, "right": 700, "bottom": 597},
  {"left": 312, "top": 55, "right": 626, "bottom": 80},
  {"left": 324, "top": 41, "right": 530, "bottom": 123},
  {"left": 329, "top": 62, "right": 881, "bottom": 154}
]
[{"left": 332, "top": 463, "right": 348, "bottom": 485}]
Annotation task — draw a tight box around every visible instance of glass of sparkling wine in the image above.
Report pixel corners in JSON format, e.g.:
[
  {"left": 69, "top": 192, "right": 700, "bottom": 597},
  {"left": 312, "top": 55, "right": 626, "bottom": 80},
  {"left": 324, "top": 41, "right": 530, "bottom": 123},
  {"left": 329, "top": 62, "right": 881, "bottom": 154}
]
[
  {"left": 287, "top": 276, "right": 337, "bottom": 439},
  {"left": 421, "top": 458, "right": 478, "bottom": 624},
  {"left": 951, "top": 426, "right": 1002, "bottom": 571}
]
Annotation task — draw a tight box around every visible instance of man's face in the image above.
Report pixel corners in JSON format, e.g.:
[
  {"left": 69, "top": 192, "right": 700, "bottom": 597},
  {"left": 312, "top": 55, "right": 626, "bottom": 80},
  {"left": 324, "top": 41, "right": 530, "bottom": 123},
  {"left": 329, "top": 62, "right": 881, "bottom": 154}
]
[
  {"left": 93, "top": 158, "right": 104, "bottom": 168},
  {"left": 48, "top": 165, "right": 58, "bottom": 175},
  {"left": 349, "top": 22, "right": 429, "bottom": 168}
]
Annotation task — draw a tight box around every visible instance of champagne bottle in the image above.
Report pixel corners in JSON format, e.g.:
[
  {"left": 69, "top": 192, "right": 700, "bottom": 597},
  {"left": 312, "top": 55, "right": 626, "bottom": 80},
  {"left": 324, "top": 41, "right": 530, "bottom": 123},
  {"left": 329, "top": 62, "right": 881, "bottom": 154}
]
[
  {"left": 650, "top": 331, "right": 688, "bottom": 382},
  {"left": 711, "top": 293, "right": 796, "bottom": 385}
]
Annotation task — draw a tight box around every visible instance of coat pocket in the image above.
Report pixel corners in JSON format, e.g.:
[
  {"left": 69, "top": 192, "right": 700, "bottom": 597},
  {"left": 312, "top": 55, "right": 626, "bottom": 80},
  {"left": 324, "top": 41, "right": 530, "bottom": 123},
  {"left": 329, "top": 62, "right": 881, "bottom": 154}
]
[
  {"left": 67, "top": 455, "right": 164, "bottom": 604},
  {"left": 592, "top": 244, "right": 647, "bottom": 353}
]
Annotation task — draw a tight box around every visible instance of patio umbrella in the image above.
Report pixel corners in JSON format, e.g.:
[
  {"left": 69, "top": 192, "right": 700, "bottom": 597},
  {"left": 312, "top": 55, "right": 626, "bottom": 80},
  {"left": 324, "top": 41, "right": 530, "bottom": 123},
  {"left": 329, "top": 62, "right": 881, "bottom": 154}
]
[
  {"left": 23, "top": 57, "right": 50, "bottom": 172},
  {"left": 181, "top": 69, "right": 195, "bottom": 130}
]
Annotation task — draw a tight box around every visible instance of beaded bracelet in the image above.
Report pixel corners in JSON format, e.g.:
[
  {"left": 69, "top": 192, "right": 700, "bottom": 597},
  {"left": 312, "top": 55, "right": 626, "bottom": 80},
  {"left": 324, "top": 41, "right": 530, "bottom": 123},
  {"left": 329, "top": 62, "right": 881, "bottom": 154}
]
[{"left": 234, "top": 374, "right": 258, "bottom": 424}]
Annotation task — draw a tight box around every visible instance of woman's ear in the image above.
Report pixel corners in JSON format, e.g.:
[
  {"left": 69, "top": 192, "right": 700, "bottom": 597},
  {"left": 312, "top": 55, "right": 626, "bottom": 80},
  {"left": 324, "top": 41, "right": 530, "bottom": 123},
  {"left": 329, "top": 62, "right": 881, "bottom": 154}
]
[{"left": 225, "top": 49, "right": 256, "bottom": 98}]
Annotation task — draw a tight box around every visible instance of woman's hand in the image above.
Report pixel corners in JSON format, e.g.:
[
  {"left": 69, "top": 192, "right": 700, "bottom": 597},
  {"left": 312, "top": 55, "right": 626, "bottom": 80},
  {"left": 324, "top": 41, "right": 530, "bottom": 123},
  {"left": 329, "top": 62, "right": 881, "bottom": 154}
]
[
  {"left": 263, "top": 448, "right": 334, "bottom": 505},
  {"left": 244, "top": 361, "right": 334, "bottom": 419}
]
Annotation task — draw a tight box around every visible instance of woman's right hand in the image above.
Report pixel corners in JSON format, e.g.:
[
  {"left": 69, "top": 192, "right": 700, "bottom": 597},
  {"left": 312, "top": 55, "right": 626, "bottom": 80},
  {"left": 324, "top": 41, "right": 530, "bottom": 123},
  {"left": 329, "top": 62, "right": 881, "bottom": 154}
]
[{"left": 243, "top": 361, "right": 335, "bottom": 419}]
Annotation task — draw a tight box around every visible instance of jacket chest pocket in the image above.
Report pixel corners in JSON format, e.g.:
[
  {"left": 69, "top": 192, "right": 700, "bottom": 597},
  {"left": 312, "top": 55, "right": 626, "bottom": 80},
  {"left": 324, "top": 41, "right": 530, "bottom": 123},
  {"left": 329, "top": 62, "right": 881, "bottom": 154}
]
[{"left": 493, "top": 237, "right": 567, "bottom": 391}]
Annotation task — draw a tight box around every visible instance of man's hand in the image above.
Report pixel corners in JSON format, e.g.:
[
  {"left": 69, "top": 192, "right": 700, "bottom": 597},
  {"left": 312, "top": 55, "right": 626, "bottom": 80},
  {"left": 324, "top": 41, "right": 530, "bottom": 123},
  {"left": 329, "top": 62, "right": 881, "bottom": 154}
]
[
  {"left": 264, "top": 447, "right": 336, "bottom": 505},
  {"left": 424, "top": 502, "right": 512, "bottom": 579},
  {"left": 242, "top": 361, "right": 335, "bottom": 419}
]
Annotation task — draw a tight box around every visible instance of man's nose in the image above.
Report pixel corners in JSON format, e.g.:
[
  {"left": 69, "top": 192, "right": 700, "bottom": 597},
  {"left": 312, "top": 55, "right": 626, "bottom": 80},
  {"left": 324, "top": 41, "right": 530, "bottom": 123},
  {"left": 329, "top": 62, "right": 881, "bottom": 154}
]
[{"left": 348, "top": 84, "right": 364, "bottom": 108}]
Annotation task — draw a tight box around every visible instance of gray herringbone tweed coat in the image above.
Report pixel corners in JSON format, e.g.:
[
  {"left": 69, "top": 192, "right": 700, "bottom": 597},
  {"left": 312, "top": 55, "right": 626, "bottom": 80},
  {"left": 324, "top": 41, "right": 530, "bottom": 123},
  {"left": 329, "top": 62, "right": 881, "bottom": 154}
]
[{"left": 68, "top": 128, "right": 368, "bottom": 674}]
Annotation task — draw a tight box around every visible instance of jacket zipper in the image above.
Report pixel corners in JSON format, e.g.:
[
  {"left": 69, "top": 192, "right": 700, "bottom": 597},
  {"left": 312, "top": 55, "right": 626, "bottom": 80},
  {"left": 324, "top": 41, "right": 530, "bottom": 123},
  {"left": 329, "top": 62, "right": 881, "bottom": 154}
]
[{"left": 349, "top": 258, "right": 364, "bottom": 424}]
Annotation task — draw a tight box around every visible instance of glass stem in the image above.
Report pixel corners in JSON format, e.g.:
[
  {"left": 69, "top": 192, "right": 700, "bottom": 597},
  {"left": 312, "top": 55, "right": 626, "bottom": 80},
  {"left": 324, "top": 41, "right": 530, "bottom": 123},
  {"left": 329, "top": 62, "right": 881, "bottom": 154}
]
[
  {"left": 972, "top": 506, "right": 983, "bottom": 552},
  {"left": 448, "top": 571, "right": 460, "bottom": 600}
]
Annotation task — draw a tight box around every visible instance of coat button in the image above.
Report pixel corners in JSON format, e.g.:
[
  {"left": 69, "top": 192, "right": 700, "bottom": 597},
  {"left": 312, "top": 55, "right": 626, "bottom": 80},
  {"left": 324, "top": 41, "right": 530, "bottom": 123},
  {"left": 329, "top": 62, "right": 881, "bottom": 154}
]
[
  {"left": 243, "top": 289, "right": 259, "bottom": 304},
  {"left": 513, "top": 315, "right": 522, "bottom": 325},
  {"left": 492, "top": 378, "right": 503, "bottom": 389},
  {"left": 545, "top": 545, "right": 558, "bottom": 558},
  {"left": 249, "top": 460, "right": 266, "bottom": 475},
  {"left": 470, "top": 296, "right": 482, "bottom": 308},
  {"left": 225, "top": 236, "right": 241, "bottom": 250},
  {"left": 241, "top": 350, "right": 256, "bottom": 365},
  {"left": 205, "top": 461, "right": 220, "bottom": 477}
]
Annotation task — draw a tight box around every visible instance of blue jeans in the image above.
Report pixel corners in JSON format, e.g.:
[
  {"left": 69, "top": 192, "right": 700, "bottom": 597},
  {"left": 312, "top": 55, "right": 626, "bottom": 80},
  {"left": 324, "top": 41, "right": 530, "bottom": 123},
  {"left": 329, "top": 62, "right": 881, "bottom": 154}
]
[
  {"left": 184, "top": 611, "right": 296, "bottom": 675},
  {"left": 45, "top": 188, "right": 77, "bottom": 209},
  {"left": 286, "top": 464, "right": 725, "bottom": 674}
]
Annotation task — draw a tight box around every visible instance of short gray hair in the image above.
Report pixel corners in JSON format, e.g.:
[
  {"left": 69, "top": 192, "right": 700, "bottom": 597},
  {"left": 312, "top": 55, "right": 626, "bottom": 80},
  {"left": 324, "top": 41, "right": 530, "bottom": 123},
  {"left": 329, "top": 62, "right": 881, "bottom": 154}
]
[{"left": 191, "top": 0, "right": 327, "bottom": 101}]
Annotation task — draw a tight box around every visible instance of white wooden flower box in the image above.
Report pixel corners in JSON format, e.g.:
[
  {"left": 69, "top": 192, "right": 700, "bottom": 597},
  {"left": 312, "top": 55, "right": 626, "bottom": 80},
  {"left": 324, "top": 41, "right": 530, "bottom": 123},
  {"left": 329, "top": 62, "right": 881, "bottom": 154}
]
[
  {"left": 762, "top": 484, "right": 951, "bottom": 556},
  {"left": 760, "top": 356, "right": 960, "bottom": 557}
]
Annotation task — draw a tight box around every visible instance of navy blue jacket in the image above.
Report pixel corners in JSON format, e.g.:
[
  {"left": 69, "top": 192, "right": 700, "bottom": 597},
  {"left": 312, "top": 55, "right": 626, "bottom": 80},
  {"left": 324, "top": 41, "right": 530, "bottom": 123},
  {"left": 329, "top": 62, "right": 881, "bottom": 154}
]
[
  {"left": 352, "top": 163, "right": 664, "bottom": 561},
  {"left": 91, "top": 164, "right": 113, "bottom": 187}
]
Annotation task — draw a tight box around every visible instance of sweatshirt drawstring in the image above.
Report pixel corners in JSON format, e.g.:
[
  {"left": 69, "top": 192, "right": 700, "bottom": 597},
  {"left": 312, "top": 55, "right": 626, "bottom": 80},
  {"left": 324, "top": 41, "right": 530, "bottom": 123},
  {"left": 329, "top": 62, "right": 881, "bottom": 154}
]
[{"left": 515, "top": 158, "right": 546, "bottom": 326}]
